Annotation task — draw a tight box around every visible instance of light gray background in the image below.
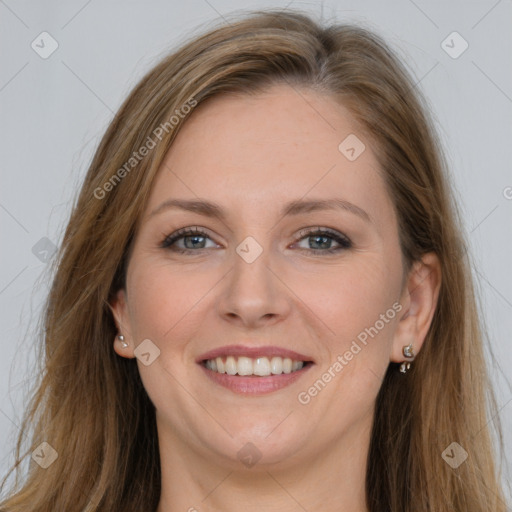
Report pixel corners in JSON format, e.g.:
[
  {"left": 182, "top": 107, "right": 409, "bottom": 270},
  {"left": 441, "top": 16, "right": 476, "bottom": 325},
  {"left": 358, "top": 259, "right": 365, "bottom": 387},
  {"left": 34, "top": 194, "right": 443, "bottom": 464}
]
[{"left": 1, "top": 0, "right": 511, "bottom": 504}]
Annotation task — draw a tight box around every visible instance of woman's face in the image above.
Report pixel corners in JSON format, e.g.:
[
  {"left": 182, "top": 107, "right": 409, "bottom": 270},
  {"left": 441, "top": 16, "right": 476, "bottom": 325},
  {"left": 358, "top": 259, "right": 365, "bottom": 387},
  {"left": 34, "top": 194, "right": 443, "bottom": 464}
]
[{"left": 112, "top": 84, "right": 415, "bottom": 470}]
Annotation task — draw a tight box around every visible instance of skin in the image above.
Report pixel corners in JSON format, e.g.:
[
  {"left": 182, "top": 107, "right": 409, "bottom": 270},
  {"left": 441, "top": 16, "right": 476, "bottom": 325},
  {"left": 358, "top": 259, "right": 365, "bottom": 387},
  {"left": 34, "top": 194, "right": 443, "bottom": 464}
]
[{"left": 111, "top": 84, "right": 441, "bottom": 512}]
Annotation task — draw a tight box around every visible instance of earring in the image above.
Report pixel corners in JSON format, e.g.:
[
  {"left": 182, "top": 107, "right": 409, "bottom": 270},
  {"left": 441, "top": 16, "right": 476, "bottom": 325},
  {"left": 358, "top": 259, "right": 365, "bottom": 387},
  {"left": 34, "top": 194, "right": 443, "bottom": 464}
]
[
  {"left": 399, "top": 342, "right": 415, "bottom": 373},
  {"left": 117, "top": 334, "right": 129, "bottom": 348}
]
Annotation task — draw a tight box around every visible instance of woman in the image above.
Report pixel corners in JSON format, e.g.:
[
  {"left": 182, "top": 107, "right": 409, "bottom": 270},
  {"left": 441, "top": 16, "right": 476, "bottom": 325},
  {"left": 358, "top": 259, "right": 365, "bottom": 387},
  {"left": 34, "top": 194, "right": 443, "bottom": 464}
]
[{"left": 0, "top": 9, "right": 508, "bottom": 512}]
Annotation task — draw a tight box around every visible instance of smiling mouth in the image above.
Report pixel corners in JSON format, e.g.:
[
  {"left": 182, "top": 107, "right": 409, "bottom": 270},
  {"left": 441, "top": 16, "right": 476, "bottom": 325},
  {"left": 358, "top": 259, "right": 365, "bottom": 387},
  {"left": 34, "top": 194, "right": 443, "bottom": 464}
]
[{"left": 202, "top": 355, "right": 313, "bottom": 377}]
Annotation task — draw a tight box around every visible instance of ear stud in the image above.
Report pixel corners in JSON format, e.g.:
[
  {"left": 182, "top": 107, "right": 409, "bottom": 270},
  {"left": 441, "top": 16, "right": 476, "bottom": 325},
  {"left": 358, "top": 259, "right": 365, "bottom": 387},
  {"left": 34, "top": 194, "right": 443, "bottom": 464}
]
[
  {"left": 399, "top": 342, "right": 415, "bottom": 373},
  {"left": 117, "top": 334, "right": 129, "bottom": 348}
]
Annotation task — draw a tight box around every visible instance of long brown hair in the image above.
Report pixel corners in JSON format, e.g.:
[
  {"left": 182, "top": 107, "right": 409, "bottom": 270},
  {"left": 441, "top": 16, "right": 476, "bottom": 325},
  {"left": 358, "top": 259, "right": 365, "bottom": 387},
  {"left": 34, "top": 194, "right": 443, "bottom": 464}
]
[{"left": 1, "top": 9, "right": 509, "bottom": 511}]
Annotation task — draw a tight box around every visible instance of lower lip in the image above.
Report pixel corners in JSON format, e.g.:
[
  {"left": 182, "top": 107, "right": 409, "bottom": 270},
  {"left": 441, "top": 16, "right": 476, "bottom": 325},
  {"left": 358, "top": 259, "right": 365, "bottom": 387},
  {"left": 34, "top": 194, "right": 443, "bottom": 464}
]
[{"left": 199, "top": 363, "right": 314, "bottom": 395}]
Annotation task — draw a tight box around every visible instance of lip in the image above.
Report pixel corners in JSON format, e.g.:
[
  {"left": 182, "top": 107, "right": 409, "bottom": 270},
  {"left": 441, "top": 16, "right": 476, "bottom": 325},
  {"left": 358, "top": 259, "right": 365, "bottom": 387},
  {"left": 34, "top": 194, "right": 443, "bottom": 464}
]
[
  {"left": 199, "top": 361, "right": 314, "bottom": 395},
  {"left": 196, "top": 344, "right": 315, "bottom": 364}
]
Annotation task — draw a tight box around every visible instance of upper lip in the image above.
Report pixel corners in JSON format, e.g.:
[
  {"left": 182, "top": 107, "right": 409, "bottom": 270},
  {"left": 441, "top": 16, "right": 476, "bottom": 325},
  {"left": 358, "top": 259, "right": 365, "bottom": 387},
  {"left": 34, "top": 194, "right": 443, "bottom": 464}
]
[{"left": 196, "top": 344, "right": 315, "bottom": 364}]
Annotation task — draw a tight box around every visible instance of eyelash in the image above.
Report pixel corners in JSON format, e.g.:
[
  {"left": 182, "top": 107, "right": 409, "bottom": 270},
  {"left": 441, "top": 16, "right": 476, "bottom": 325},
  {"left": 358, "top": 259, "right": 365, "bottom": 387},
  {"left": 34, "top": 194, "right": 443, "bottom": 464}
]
[{"left": 160, "top": 226, "right": 352, "bottom": 256}]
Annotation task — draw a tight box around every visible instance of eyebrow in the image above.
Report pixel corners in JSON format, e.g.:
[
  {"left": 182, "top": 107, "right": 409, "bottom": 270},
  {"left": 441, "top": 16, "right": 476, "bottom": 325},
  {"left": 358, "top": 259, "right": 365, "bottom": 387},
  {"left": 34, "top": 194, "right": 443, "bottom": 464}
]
[{"left": 148, "top": 197, "right": 372, "bottom": 224}]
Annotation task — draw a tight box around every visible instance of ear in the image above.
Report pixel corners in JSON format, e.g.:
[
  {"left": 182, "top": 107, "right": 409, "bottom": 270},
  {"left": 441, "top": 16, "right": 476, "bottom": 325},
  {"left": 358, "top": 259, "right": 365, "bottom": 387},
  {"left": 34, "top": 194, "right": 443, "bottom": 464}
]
[
  {"left": 391, "top": 252, "right": 442, "bottom": 362},
  {"left": 109, "top": 288, "right": 135, "bottom": 359}
]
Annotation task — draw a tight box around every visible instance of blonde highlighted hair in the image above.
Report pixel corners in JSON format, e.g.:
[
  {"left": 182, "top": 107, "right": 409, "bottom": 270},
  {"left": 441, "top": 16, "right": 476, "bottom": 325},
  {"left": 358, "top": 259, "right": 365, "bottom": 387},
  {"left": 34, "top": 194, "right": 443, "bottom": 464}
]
[{"left": 1, "top": 9, "right": 509, "bottom": 511}]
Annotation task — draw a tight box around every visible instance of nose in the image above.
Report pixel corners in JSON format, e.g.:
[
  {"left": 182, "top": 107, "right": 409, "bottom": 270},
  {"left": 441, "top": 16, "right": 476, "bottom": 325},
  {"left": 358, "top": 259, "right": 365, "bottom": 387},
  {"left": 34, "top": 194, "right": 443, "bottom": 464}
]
[{"left": 216, "top": 241, "right": 291, "bottom": 329}]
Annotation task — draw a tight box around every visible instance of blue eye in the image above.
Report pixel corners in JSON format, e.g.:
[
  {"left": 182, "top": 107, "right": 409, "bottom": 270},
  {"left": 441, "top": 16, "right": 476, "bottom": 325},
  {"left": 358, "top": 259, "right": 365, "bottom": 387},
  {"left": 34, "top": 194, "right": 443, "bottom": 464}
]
[
  {"left": 161, "top": 226, "right": 352, "bottom": 255},
  {"left": 293, "top": 227, "right": 352, "bottom": 255},
  {"left": 161, "top": 227, "right": 214, "bottom": 252}
]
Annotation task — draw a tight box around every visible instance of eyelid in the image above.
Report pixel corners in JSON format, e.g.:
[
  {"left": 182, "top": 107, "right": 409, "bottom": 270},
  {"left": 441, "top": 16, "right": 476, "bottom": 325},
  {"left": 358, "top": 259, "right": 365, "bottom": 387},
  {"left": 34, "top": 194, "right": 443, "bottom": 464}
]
[
  {"left": 160, "top": 226, "right": 216, "bottom": 249},
  {"left": 296, "top": 226, "right": 351, "bottom": 243}
]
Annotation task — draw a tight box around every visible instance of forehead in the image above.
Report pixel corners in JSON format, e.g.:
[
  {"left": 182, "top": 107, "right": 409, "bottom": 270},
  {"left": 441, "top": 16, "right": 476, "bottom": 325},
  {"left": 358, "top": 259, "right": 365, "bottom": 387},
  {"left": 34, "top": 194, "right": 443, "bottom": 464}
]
[{"left": 145, "top": 84, "right": 396, "bottom": 232}]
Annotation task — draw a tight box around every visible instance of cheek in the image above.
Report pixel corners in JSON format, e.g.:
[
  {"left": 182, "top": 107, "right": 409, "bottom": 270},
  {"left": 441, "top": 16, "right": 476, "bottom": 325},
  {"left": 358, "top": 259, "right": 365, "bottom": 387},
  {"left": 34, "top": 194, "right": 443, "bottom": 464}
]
[
  {"left": 301, "top": 257, "right": 400, "bottom": 415},
  {"left": 124, "top": 260, "right": 209, "bottom": 402},
  {"left": 125, "top": 256, "right": 181, "bottom": 341},
  {"left": 309, "top": 255, "right": 400, "bottom": 334},
  {"left": 126, "top": 257, "right": 220, "bottom": 344},
  {"left": 300, "top": 252, "right": 402, "bottom": 388}
]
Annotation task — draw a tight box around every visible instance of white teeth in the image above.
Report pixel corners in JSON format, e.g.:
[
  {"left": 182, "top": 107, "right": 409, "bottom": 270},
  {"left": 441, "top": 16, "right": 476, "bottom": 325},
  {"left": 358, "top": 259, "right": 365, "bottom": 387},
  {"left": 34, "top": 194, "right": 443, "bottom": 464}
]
[
  {"left": 237, "top": 356, "right": 253, "bottom": 376},
  {"left": 225, "top": 356, "right": 237, "bottom": 375},
  {"left": 215, "top": 357, "right": 225, "bottom": 373},
  {"left": 204, "top": 355, "right": 306, "bottom": 376},
  {"left": 253, "top": 357, "right": 270, "bottom": 376},
  {"left": 270, "top": 356, "right": 283, "bottom": 374},
  {"left": 292, "top": 360, "right": 302, "bottom": 372}
]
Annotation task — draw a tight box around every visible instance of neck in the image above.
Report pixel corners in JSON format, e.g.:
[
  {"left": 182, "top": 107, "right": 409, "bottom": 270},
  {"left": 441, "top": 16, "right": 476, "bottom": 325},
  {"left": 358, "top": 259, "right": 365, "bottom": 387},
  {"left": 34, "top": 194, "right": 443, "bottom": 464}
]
[{"left": 155, "top": 413, "right": 372, "bottom": 512}]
